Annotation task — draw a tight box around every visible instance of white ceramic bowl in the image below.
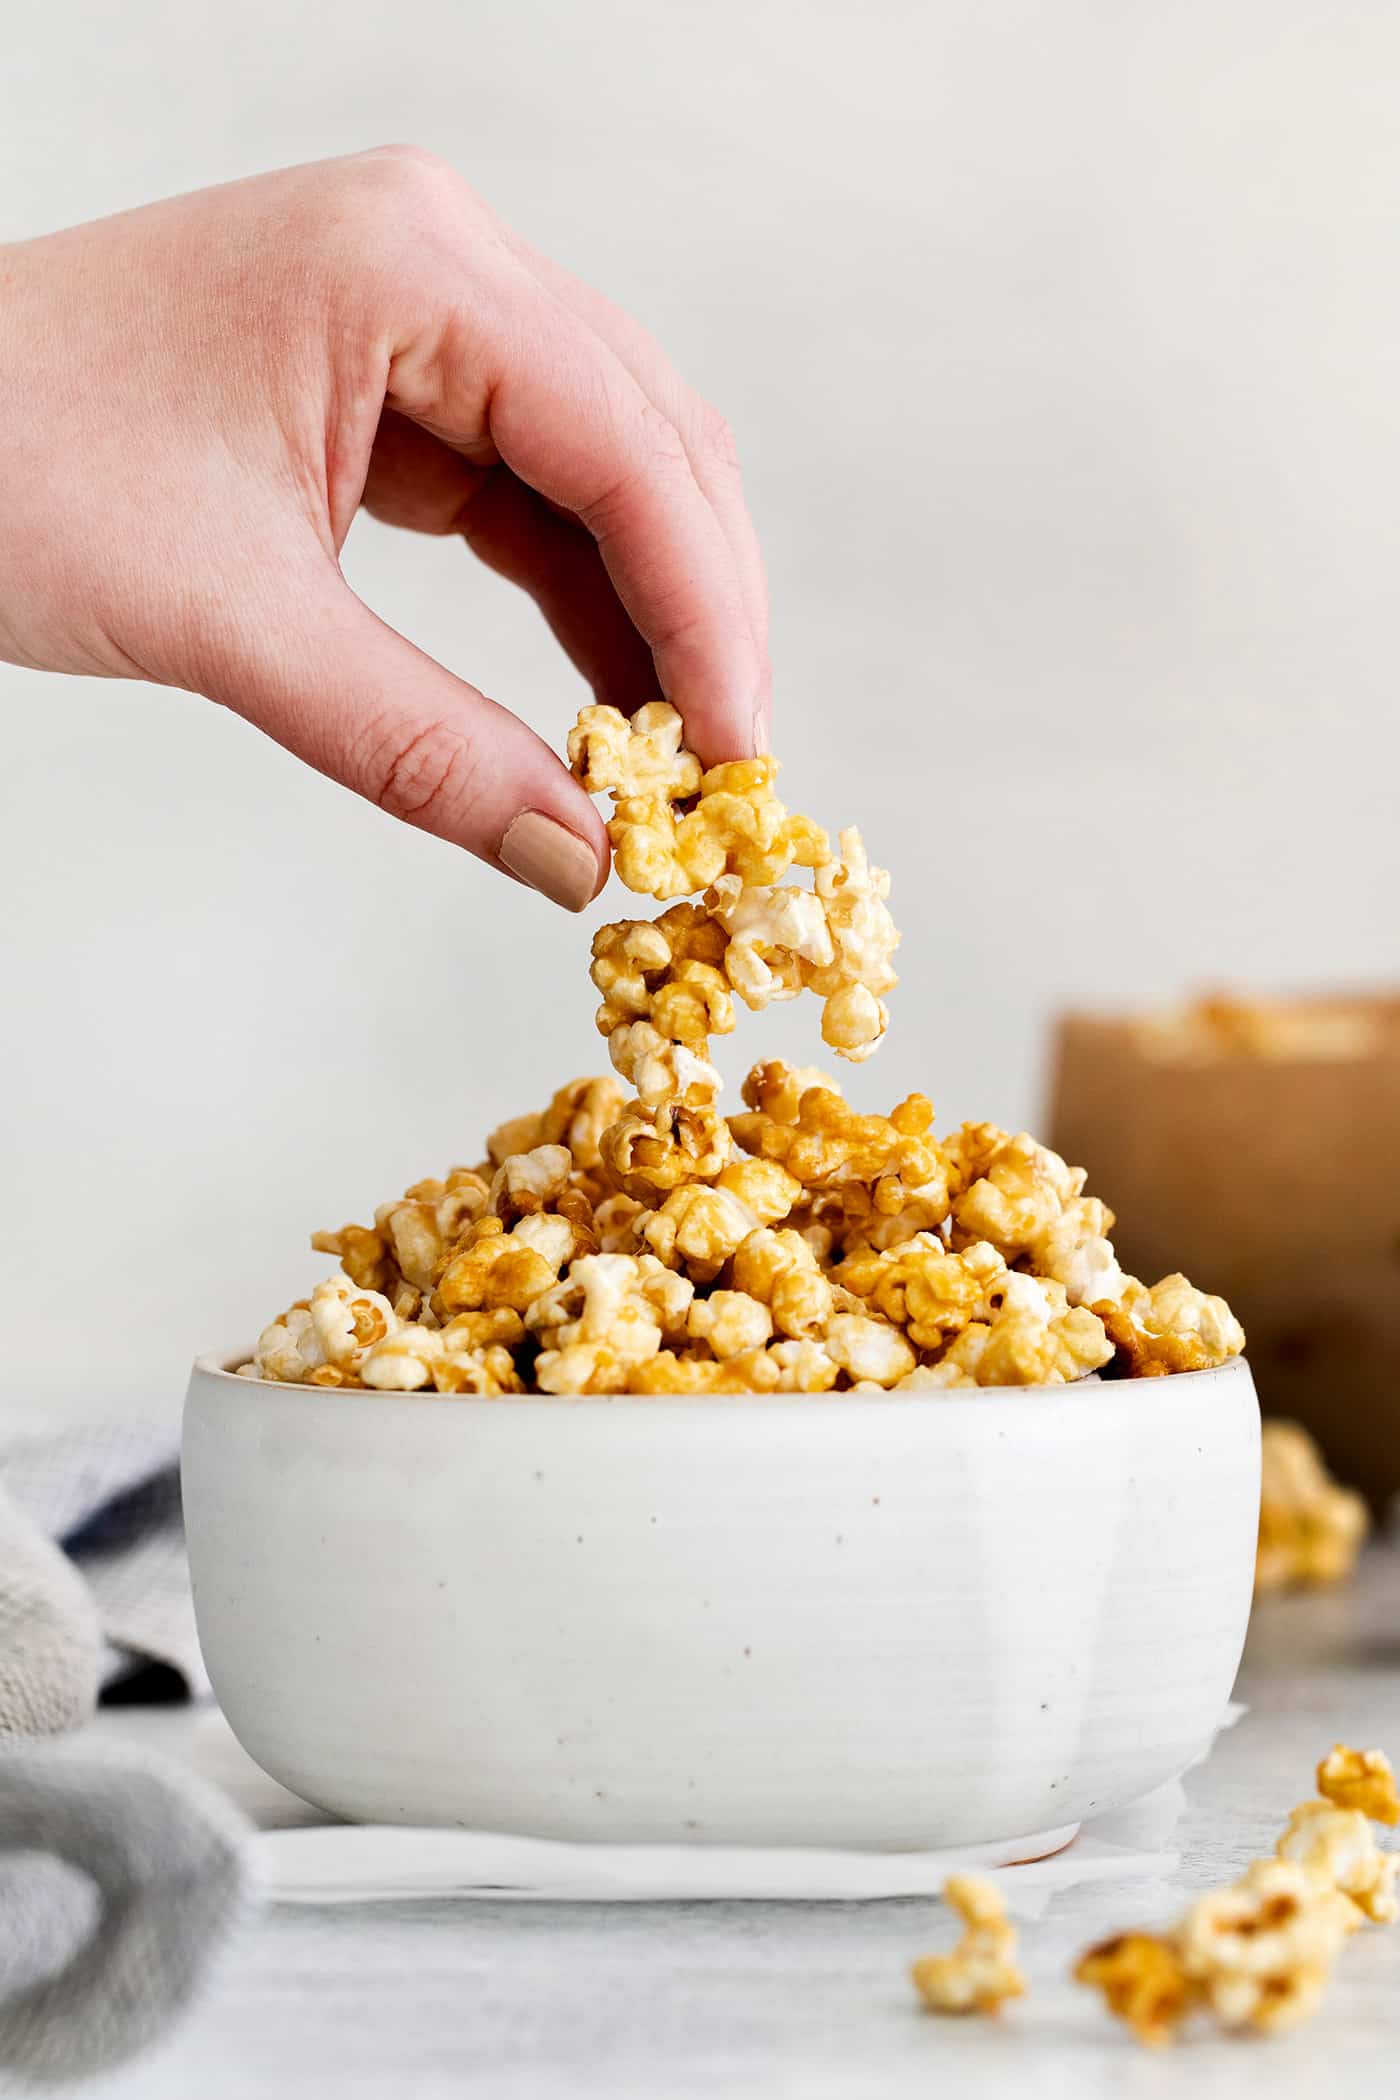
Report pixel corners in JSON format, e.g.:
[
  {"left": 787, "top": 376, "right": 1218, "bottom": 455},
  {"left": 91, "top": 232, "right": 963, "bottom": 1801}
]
[{"left": 183, "top": 1353, "right": 1259, "bottom": 1850}]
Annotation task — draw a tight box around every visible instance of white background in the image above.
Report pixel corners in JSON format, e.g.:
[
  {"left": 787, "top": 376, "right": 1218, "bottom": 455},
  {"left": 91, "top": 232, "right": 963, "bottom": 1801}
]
[{"left": 4, "top": 0, "right": 1397, "bottom": 1412}]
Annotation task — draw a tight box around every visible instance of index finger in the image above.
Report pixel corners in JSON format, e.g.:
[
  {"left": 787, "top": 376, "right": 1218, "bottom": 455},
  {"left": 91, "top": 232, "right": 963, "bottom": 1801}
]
[
  {"left": 391, "top": 249, "right": 762, "bottom": 769},
  {"left": 488, "top": 223, "right": 772, "bottom": 746}
]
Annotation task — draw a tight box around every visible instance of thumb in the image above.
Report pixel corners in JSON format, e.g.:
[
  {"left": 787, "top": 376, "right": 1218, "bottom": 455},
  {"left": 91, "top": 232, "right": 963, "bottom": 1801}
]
[{"left": 202, "top": 564, "right": 608, "bottom": 910}]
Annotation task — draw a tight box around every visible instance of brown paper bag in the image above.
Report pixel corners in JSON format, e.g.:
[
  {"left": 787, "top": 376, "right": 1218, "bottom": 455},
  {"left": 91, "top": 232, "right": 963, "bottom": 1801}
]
[{"left": 1047, "top": 994, "right": 1400, "bottom": 1511}]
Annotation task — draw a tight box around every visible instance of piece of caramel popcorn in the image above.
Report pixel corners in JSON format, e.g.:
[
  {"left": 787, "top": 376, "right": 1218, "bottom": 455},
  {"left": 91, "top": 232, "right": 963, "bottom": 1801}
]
[
  {"left": 600, "top": 1097, "right": 731, "bottom": 1197},
  {"left": 837, "top": 1236, "right": 1008, "bottom": 1352},
  {"left": 527, "top": 1250, "right": 696, "bottom": 1393},
  {"left": 432, "top": 1343, "right": 525, "bottom": 1396},
  {"left": 1275, "top": 1801, "right": 1398, "bottom": 1923},
  {"left": 1031, "top": 1196, "right": 1128, "bottom": 1309},
  {"left": 308, "top": 1222, "right": 396, "bottom": 1294},
  {"left": 688, "top": 1290, "right": 773, "bottom": 1360},
  {"left": 1097, "top": 1274, "right": 1246, "bottom": 1378},
  {"left": 1176, "top": 1858, "right": 1352, "bottom": 2032},
  {"left": 822, "top": 1311, "right": 915, "bottom": 1388},
  {"left": 305, "top": 1274, "right": 398, "bottom": 1373},
  {"left": 489, "top": 1144, "right": 572, "bottom": 1223},
  {"left": 359, "top": 1325, "right": 446, "bottom": 1392},
  {"left": 958, "top": 1274, "right": 1114, "bottom": 1387},
  {"left": 568, "top": 700, "right": 703, "bottom": 805},
  {"left": 535, "top": 1075, "right": 629, "bottom": 1172},
  {"left": 1073, "top": 1931, "right": 1199, "bottom": 2049},
  {"left": 730, "top": 1228, "right": 835, "bottom": 1338},
  {"left": 739, "top": 1059, "right": 845, "bottom": 1122},
  {"left": 730, "top": 1075, "right": 940, "bottom": 1192},
  {"left": 911, "top": 1875, "right": 1026, "bottom": 2016},
  {"left": 766, "top": 1338, "right": 841, "bottom": 1391},
  {"left": 640, "top": 1157, "right": 803, "bottom": 1282},
  {"left": 434, "top": 1214, "right": 572, "bottom": 1318},
  {"left": 253, "top": 1303, "right": 325, "bottom": 1383},
  {"left": 707, "top": 877, "right": 832, "bottom": 1011},
  {"left": 952, "top": 1130, "right": 1085, "bottom": 1258},
  {"left": 1256, "top": 1422, "right": 1369, "bottom": 1594},
  {"left": 1317, "top": 1744, "right": 1400, "bottom": 1827},
  {"left": 628, "top": 1347, "right": 782, "bottom": 1395}
]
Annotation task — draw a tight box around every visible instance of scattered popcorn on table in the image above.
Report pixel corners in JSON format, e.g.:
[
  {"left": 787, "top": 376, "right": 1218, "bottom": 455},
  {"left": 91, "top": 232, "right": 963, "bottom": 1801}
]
[
  {"left": 1074, "top": 1744, "right": 1398, "bottom": 2048},
  {"left": 1255, "top": 1422, "right": 1369, "bottom": 1593},
  {"left": 1317, "top": 1743, "right": 1400, "bottom": 1827},
  {"left": 235, "top": 704, "right": 1245, "bottom": 1397},
  {"left": 1275, "top": 1801, "right": 1398, "bottom": 1923},
  {"left": 911, "top": 1875, "right": 1026, "bottom": 2016},
  {"left": 1176, "top": 1859, "right": 1350, "bottom": 2034},
  {"left": 1073, "top": 1931, "right": 1198, "bottom": 2049}
]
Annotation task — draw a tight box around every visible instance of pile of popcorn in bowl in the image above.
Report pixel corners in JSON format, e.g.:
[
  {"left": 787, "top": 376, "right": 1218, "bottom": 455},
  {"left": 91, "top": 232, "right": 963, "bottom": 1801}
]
[{"left": 236, "top": 704, "right": 1245, "bottom": 1397}]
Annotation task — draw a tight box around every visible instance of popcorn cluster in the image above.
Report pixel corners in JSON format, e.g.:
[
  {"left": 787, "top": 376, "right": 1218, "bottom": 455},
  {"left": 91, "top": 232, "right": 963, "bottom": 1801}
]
[
  {"left": 237, "top": 704, "right": 1244, "bottom": 1397},
  {"left": 911, "top": 1875, "right": 1026, "bottom": 2016},
  {"left": 1074, "top": 1743, "right": 1398, "bottom": 2046},
  {"left": 1256, "top": 1420, "right": 1369, "bottom": 1594},
  {"left": 913, "top": 1745, "right": 1399, "bottom": 2045}
]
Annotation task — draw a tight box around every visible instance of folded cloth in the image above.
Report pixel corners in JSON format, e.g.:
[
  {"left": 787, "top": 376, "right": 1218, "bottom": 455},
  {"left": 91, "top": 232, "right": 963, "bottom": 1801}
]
[
  {"left": 0, "top": 1422, "right": 205, "bottom": 1699},
  {"left": 0, "top": 1431, "right": 249, "bottom": 2080},
  {"left": 0, "top": 1482, "right": 100, "bottom": 1737},
  {"left": 0, "top": 1741, "right": 248, "bottom": 2082}
]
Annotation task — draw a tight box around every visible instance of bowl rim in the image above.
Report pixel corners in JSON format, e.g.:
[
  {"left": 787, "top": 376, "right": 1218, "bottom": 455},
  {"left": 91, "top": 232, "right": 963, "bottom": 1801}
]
[{"left": 192, "top": 1345, "right": 1252, "bottom": 1412}]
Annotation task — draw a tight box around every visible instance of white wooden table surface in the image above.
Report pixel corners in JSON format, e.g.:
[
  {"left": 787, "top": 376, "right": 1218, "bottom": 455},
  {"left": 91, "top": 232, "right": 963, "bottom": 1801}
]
[{"left": 73, "top": 1550, "right": 1400, "bottom": 2100}]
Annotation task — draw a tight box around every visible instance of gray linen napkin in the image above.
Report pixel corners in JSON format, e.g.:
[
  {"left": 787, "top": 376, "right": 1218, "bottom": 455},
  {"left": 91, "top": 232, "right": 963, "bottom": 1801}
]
[
  {"left": 0, "top": 1741, "right": 248, "bottom": 2082},
  {"left": 0, "top": 1427, "right": 249, "bottom": 2081},
  {"left": 0, "top": 1423, "right": 204, "bottom": 1700},
  {"left": 0, "top": 1483, "right": 99, "bottom": 1739}
]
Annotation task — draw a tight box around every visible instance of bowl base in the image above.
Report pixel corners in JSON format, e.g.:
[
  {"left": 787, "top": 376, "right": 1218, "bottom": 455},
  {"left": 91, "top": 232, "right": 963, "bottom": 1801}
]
[{"left": 995, "top": 1822, "right": 1081, "bottom": 1866}]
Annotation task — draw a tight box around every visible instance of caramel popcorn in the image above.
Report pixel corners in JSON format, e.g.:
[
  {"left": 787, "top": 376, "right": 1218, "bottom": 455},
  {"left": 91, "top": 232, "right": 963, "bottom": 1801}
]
[
  {"left": 1076, "top": 1744, "right": 1397, "bottom": 2049},
  {"left": 568, "top": 700, "right": 703, "bottom": 805},
  {"left": 688, "top": 1289, "right": 773, "bottom": 1359},
  {"left": 1275, "top": 1801, "right": 1398, "bottom": 1924},
  {"left": 1256, "top": 1421, "right": 1369, "bottom": 1594},
  {"left": 1076, "top": 1864, "right": 1348, "bottom": 2047},
  {"left": 911, "top": 1875, "right": 1026, "bottom": 2016},
  {"left": 1317, "top": 1744, "right": 1400, "bottom": 1827},
  {"left": 629, "top": 1347, "right": 782, "bottom": 1395},
  {"left": 952, "top": 1130, "right": 1084, "bottom": 1258},
  {"left": 1074, "top": 1932, "right": 1197, "bottom": 2049},
  {"left": 1097, "top": 1274, "right": 1246, "bottom": 1378},
  {"left": 237, "top": 705, "right": 1243, "bottom": 1400},
  {"left": 730, "top": 1228, "right": 834, "bottom": 1338},
  {"left": 1176, "top": 1859, "right": 1352, "bottom": 2032}
]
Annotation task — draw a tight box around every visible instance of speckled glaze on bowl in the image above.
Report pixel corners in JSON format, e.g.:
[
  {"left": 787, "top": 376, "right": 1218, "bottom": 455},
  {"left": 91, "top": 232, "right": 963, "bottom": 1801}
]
[{"left": 182, "top": 1353, "right": 1258, "bottom": 1848}]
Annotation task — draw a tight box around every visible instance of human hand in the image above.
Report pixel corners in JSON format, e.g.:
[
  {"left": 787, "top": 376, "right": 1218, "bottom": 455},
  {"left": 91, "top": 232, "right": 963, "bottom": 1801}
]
[{"left": 0, "top": 147, "right": 770, "bottom": 908}]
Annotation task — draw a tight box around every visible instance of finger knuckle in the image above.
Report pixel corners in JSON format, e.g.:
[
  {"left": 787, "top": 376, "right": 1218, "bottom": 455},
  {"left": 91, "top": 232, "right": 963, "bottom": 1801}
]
[
  {"left": 576, "top": 402, "right": 692, "bottom": 543},
  {"left": 696, "top": 398, "right": 742, "bottom": 473},
  {"left": 362, "top": 714, "right": 481, "bottom": 834},
  {"left": 637, "top": 399, "right": 692, "bottom": 473},
  {"left": 348, "top": 143, "right": 473, "bottom": 223}
]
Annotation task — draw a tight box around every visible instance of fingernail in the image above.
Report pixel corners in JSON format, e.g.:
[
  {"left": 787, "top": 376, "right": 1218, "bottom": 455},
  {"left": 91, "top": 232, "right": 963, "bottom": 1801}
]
[
  {"left": 499, "top": 810, "right": 601, "bottom": 912},
  {"left": 752, "top": 699, "right": 770, "bottom": 757}
]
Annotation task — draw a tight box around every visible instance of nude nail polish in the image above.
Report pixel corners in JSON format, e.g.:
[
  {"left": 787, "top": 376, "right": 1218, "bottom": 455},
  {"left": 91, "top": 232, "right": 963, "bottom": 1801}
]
[{"left": 499, "top": 811, "right": 601, "bottom": 912}]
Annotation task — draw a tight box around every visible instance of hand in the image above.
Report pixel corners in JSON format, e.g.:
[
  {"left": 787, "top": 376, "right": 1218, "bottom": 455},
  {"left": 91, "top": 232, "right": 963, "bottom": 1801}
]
[{"left": 0, "top": 147, "right": 770, "bottom": 908}]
